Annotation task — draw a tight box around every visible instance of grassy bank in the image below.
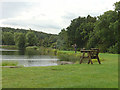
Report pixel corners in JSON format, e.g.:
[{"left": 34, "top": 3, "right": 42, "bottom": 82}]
[
  {"left": 25, "top": 46, "right": 103, "bottom": 63},
  {"left": 1, "top": 45, "right": 18, "bottom": 49},
  {"left": 2, "top": 53, "right": 118, "bottom": 88},
  {"left": 26, "top": 46, "right": 57, "bottom": 55},
  {"left": 0, "top": 61, "right": 18, "bottom": 66}
]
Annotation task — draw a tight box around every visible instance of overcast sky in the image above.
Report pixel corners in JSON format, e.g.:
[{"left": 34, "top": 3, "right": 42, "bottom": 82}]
[{"left": 0, "top": 0, "right": 119, "bottom": 34}]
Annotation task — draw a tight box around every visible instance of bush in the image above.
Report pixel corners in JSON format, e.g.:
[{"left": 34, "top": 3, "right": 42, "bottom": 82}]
[
  {"left": 26, "top": 46, "right": 39, "bottom": 50},
  {"left": 107, "top": 43, "right": 118, "bottom": 54},
  {"left": 97, "top": 44, "right": 108, "bottom": 53},
  {"left": 26, "top": 46, "right": 57, "bottom": 55},
  {"left": 57, "top": 52, "right": 80, "bottom": 63},
  {"left": 26, "top": 46, "right": 41, "bottom": 55}
]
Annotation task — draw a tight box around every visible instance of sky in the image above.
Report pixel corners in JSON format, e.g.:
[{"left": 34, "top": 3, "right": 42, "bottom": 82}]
[{"left": 0, "top": 0, "right": 119, "bottom": 34}]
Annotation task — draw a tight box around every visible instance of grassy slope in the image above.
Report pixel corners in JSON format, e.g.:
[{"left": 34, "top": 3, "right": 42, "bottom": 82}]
[
  {"left": 1, "top": 45, "right": 17, "bottom": 49},
  {"left": 2, "top": 53, "right": 118, "bottom": 88}
]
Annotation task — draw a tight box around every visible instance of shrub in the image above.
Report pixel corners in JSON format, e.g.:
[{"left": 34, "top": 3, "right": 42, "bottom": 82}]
[
  {"left": 26, "top": 46, "right": 57, "bottom": 55},
  {"left": 107, "top": 43, "right": 118, "bottom": 54},
  {"left": 57, "top": 52, "right": 80, "bottom": 62},
  {"left": 25, "top": 46, "right": 40, "bottom": 55}
]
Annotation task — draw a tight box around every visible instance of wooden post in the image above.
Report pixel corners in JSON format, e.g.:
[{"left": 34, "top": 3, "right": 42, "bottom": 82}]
[
  {"left": 80, "top": 52, "right": 85, "bottom": 64},
  {"left": 97, "top": 55, "right": 101, "bottom": 64},
  {"left": 87, "top": 52, "right": 93, "bottom": 64},
  {"left": 91, "top": 48, "right": 101, "bottom": 64}
]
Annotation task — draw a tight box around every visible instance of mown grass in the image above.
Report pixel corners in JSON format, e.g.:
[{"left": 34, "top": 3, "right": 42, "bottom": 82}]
[{"left": 2, "top": 53, "right": 118, "bottom": 88}]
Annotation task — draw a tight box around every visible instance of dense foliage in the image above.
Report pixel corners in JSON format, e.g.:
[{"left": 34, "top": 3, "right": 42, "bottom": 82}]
[
  {"left": 58, "top": 1, "right": 120, "bottom": 53},
  {"left": 2, "top": 32, "right": 15, "bottom": 45},
  {"left": 1, "top": 27, "right": 58, "bottom": 49},
  {"left": 14, "top": 33, "right": 26, "bottom": 50}
]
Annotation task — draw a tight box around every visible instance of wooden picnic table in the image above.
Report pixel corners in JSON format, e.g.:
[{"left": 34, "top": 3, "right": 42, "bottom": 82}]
[{"left": 80, "top": 48, "right": 101, "bottom": 64}]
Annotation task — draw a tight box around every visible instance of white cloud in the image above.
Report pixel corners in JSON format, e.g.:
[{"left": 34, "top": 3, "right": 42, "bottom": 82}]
[{"left": 0, "top": 0, "right": 119, "bottom": 34}]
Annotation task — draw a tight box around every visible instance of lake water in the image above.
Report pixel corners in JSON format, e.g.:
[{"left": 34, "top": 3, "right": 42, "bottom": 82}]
[{"left": 0, "top": 48, "right": 59, "bottom": 67}]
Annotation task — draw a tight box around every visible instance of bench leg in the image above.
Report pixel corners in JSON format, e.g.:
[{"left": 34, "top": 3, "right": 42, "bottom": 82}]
[
  {"left": 80, "top": 52, "right": 85, "bottom": 64},
  {"left": 88, "top": 60, "right": 90, "bottom": 64},
  {"left": 87, "top": 52, "right": 93, "bottom": 64},
  {"left": 97, "top": 56, "right": 101, "bottom": 64},
  {"left": 88, "top": 59, "right": 93, "bottom": 64},
  {"left": 80, "top": 58, "right": 83, "bottom": 64}
]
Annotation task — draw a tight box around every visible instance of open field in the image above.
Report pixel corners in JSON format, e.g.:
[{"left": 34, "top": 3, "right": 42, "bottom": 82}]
[{"left": 2, "top": 53, "right": 118, "bottom": 88}]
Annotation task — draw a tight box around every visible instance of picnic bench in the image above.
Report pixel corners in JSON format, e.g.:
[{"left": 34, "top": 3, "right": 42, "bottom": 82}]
[{"left": 80, "top": 48, "right": 101, "bottom": 64}]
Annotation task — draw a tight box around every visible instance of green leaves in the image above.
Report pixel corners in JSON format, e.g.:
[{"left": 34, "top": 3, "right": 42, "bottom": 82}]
[
  {"left": 58, "top": 1, "right": 119, "bottom": 53},
  {"left": 26, "top": 31, "right": 38, "bottom": 46},
  {"left": 114, "top": 1, "right": 120, "bottom": 12},
  {"left": 14, "top": 33, "right": 26, "bottom": 50},
  {"left": 66, "top": 15, "right": 96, "bottom": 48},
  {"left": 2, "top": 32, "right": 15, "bottom": 45}
]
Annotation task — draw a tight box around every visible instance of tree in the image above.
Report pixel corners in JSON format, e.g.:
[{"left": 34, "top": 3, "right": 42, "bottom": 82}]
[
  {"left": 88, "top": 10, "right": 118, "bottom": 52},
  {"left": 14, "top": 33, "right": 26, "bottom": 50},
  {"left": 26, "top": 31, "right": 38, "bottom": 46},
  {"left": 2, "top": 32, "right": 15, "bottom": 45},
  {"left": 66, "top": 15, "right": 96, "bottom": 49},
  {"left": 57, "top": 29, "right": 68, "bottom": 50},
  {"left": 114, "top": 1, "right": 120, "bottom": 54},
  {"left": 114, "top": 1, "right": 120, "bottom": 12},
  {"left": 67, "top": 17, "right": 86, "bottom": 46}
]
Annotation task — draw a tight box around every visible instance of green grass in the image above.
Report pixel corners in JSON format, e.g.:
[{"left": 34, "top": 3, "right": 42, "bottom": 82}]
[
  {"left": 1, "top": 45, "right": 17, "bottom": 49},
  {"left": 58, "top": 50, "right": 80, "bottom": 54},
  {"left": 2, "top": 53, "right": 118, "bottom": 88},
  {"left": 1, "top": 61, "right": 18, "bottom": 66}
]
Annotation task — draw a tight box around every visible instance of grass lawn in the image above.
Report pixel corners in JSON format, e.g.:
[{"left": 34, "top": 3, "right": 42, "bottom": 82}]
[{"left": 2, "top": 53, "right": 118, "bottom": 88}]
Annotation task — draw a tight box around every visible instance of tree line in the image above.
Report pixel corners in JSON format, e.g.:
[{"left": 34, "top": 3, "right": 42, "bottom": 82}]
[{"left": 2, "top": 28, "right": 58, "bottom": 50}]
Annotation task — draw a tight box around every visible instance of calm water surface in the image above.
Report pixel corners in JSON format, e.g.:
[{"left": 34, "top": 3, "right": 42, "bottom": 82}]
[{"left": 0, "top": 48, "right": 59, "bottom": 67}]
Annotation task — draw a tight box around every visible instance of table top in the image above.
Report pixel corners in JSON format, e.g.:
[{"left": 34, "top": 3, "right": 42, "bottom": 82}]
[{"left": 80, "top": 50, "right": 99, "bottom": 53}]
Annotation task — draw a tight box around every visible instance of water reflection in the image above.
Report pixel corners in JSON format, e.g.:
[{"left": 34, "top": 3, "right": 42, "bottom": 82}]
[
  {"left": 4, "top": 60, "right": 58, "bottom": 67},
  {"left": 0, "top": 48, "right": 59, "bottom": 67}
]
